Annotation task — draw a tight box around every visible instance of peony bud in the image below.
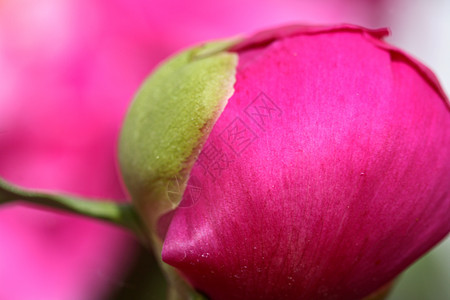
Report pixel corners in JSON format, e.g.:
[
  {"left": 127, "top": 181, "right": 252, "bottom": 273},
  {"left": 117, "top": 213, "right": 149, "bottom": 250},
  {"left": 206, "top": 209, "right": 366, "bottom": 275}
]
[{"left": 119, "top": 24, "right": 450, "bottom": 299}]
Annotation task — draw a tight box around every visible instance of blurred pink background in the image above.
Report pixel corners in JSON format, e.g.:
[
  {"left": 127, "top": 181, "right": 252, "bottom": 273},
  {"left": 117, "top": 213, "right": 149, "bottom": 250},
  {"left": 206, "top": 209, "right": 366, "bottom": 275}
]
[{"left": 0, "top": 0, "right": 448, "bottom": 299}]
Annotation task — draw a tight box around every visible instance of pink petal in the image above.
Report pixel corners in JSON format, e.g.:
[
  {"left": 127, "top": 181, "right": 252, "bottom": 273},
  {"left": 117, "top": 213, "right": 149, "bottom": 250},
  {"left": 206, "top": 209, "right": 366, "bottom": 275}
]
[{"left": 162, "top": 26, "right": 450, "bottom": 299}]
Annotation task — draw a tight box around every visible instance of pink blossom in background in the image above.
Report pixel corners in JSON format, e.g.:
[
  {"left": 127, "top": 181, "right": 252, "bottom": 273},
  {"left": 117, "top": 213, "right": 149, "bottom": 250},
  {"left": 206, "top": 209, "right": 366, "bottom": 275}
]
[
  {"left": 0, "top": 0, "right": 388, "bottom": 300},
  {"left": 0, "top": 1, "right": 137, "bottom": 299}
]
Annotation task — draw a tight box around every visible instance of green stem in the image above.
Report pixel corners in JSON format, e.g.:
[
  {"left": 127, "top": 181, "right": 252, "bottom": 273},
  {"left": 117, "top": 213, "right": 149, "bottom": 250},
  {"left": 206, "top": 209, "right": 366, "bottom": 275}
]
[{"left": 0, "top": 177, "right": 147, "bottom": 243}]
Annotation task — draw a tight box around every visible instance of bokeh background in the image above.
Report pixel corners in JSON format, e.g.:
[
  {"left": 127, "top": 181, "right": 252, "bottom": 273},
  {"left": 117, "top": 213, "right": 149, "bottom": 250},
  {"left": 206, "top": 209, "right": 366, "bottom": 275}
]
[{"left": 0, "top": 0, "right": 448, "bottom": 299}]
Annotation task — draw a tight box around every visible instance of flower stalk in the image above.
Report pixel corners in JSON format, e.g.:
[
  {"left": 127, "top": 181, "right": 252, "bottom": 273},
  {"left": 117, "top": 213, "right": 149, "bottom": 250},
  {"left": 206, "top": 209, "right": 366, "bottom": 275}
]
[{"left": 0, "top": 177, "right": 147, "bottom": 243}]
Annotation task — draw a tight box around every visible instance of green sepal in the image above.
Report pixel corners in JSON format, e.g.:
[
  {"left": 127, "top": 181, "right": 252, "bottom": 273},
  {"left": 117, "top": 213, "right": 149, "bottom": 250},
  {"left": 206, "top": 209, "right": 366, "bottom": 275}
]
[{"left": 118, "top": 38, "right": 239, "bottom": 224}]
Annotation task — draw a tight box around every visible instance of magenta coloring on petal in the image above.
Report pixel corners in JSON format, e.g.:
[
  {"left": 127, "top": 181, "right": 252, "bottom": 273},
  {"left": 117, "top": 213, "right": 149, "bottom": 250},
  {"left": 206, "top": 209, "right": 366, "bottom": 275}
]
[{"left": 162, "top": 25, "right": 450, "bottom": 300}]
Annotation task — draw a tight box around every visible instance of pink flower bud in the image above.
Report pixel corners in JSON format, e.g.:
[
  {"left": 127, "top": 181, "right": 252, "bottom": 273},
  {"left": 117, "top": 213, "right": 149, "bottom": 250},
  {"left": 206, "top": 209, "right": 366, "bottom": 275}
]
[
  {"left": 160, "top": 25, "right": 450, "bottom": 299},
  {"left": 120, "top": 24, "right": 450, "bottom": 299}
]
